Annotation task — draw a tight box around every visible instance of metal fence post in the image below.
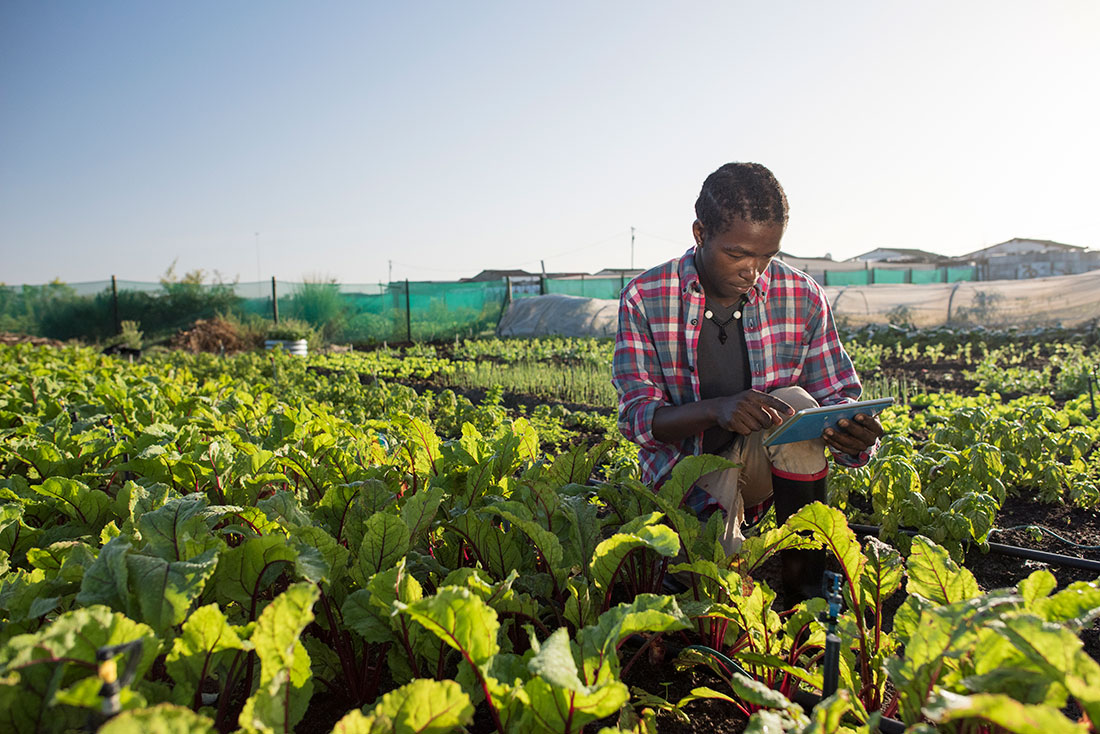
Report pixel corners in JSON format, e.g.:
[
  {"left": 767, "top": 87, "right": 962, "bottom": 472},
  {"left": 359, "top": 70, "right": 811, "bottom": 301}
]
[
  {"left": 111, "top": 275, "right": 121, "bottom": 335},
  {"left": 405, "top": 279, "right": 412, "bottom": 343},
  {"left": 271, "top": 277, "right": 279, "bottom": 324},
  {"left": 496, "top": 277, "right": 513, "bottom": 334}
]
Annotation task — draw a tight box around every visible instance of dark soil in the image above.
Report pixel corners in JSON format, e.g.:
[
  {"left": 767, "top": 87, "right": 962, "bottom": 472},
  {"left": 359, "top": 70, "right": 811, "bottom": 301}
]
[{"left": 878, "top": 363, "right": 980, "bottom": 396}]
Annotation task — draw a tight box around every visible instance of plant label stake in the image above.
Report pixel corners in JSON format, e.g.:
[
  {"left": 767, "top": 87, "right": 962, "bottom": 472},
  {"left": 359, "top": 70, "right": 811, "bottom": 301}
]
[{"left": 820, "top": 571, "right": 843, "bottom": 698}]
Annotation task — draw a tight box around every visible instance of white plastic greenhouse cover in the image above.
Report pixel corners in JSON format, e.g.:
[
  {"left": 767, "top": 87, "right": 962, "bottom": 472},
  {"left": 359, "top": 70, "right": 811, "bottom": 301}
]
[
  {"left": 497, "top": 270, "right": 1100, "bottom": 337},
  {"left": 497, "top": 294, "right": 619, "bottom": 338},
  {"left": 824, "top": 268, "right": 1100, "bottom": 328}
]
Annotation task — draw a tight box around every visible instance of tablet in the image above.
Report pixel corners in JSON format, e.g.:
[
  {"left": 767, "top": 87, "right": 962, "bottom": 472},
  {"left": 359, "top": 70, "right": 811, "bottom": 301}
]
[{"left": 760, "top": 397, "right": 895, "bottom": 447}]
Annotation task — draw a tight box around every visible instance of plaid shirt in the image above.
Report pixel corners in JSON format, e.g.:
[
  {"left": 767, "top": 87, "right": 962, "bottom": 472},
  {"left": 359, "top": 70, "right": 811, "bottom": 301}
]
[{"left": 613, "top": 247, "right": 871, "bottom": 486}]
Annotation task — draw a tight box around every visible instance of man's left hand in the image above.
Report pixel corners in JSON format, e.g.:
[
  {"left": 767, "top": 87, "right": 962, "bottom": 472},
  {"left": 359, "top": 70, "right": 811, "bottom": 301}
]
[{"left": 823, "top": 413, "right": 884, "bottom": 456}]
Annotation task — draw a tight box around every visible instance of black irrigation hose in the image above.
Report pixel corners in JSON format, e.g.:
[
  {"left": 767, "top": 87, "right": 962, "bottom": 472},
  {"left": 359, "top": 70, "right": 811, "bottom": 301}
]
[
  {"left": 848, "top": 523, "right": 1100, "bottom": 574},
  {"left": 990, "top": 524, "right": 1100, "bottom": 551}
]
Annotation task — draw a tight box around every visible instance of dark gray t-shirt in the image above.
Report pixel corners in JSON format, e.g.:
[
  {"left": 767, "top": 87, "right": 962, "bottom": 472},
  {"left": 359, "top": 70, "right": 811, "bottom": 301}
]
[{"left": 697, "top": 296, "right": 751, "bottom": 454}]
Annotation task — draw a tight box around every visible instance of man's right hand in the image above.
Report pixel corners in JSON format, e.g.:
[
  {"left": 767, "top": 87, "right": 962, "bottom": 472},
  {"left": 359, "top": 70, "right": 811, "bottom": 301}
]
[
  {"left": 652, "top": 390, "right": 795, "bottom": 444},
  {"left": 712, "top": 390, "right": 795, "bottom": 435}
]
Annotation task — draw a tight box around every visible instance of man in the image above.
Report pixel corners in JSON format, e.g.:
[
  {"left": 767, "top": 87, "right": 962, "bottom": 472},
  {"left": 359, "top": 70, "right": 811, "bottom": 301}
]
[{"left": 612, "top": 162, "right": 883, "bottom": 602}]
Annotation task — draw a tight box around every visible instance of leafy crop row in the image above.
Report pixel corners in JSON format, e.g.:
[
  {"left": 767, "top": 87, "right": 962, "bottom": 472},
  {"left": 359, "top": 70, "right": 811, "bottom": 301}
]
[{"left": 1, "top": 344, "right": 1098, "bottom": 734}]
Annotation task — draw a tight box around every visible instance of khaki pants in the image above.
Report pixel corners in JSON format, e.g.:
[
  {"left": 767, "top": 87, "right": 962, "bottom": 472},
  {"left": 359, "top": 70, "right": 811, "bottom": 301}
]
[{"left": 694, "top": 386, "right": 828, "bottom": 554}]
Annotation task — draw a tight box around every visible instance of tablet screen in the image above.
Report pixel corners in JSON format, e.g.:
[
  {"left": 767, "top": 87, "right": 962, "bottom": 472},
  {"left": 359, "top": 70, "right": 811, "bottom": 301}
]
[{"left": 761, "top": 397, "right": 894, "bottom": 447}]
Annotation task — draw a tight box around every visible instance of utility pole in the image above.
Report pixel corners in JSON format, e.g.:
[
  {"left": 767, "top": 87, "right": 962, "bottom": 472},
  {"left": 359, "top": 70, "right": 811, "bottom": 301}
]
[
  {"left": 255, "top": 232, "right": 261, "bottom": 284},
  {"left": 630, "top": 227, "right": 635, "bottom": 269},
  {"left": 388, "top": 260, "right": 393, "bottom": 283}
]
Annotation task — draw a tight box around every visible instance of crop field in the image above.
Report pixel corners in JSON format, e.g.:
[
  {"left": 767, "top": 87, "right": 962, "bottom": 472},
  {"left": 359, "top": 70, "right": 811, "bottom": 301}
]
[{"left": 1, "top": 326, "right": 1099, "bottom": 734}]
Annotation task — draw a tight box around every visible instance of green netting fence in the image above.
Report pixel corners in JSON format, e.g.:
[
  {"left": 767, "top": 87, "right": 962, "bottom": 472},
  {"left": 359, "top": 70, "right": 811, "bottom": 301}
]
[
  {"left": 0, "top": 264, "right": 981, "bottom": 344},
  {"left": 543, "top": 276, "right": 629, "bottom": 300},
  {"left": 0, "top": 278, "right": 512, "bottom": 344},
  {"left": 822, "top": 266, "right": 976, "bottom": 286}
]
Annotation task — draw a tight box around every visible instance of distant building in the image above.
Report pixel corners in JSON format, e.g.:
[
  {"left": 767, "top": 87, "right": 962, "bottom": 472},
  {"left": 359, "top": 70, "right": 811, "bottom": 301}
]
[
  {"left": 956, "top": 238, "right": 1099, "bottom": 280},
  {"left": 462, "top": 269, "right": 537, "bottom": 283},
  {"left": 849, "top": 247, "right": 946, "bottom": 264},
  {"left": 461, "top": 268, "right": 588, "bottom": 297},
  {"left": 592, "top": 268, "right": 645, "bottom": 279},
  {"left": 963, "top": 238, "right": 1084, "bottom": 258},
  {"left": 777, "top": 252, "right": 866, "bottom": 284},
  {"left": 462, "top": 269, "right": 588, "bottom": 282}
]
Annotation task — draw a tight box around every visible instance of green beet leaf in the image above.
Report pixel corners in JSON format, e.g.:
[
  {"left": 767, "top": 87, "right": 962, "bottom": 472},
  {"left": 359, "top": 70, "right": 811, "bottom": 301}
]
[
  {"left": 135, "top": 494, "right": 215, "bottom": 561},
  {"left": 490, "top": 417, "right": 539, "bottom": 480},
  {"left": 546, "top": 440, "right": 614, "bottom": 487},
  {"left": 31, "top": 476, "right": 113, "bottom": 532},
  {"left": 783, "top": 503, "right": 862, "bottom": 594},
  {"left": 1017, "top": 569, "right": 1058, "bottom": 607},
  {"left": 165, "top": 603, "right": 250, "bottom": 706},
  {"left": 401, "top": 485, "right": 444, "bottom": 542},
  {"left": 343, "top": 559, "right": 424, "bottom": 645},
  {"left": 257, "top": 489, "right": 314, "bottom": 529},
  {"left": 123, "top": 547, "right": 219, "bottom": 634},
  {"left": 992, "top": 614, "right": 1100, "bottom": 725},
  {"left": 238, "top": 582, "right": 320, "bottom": 734},
  {"left": 578, "top": 594, "right": 691, "bottom": 686},
  {"left": 484, "top": 506, "right": 565, "bottom": 584},
  {"left": 564, "top": 576, "right": 597, "bottom": 630},
  {"left": 395, "top": 416, "right": 442, "bottom": 478},
  {"left": 447, "top": 512, "right": 528, "bottom": 581},
  {"left": 397, "top": 586, "right": 499, "bottom": 667},
  {"left": 656, "top": 454, "right": 737, "bottom": 510},
  {"left": 313, "top": 483, "right": 370, "bottom": 546},
  {"left": 76, "top": 535, "right": 134, "bottom": 610},
  {"left": 113, "top": 481, "right": 172, "bottom": 531},
  {"left": 521, "top": 676, "right": 629, "bottom": 734},
  {"left": 741, "top": 709, "right": 811, "bottom": 734},
  {"left": 857, "top": 536, "right": 904, "bottom": 615},
  {"left": 885, "top": 591, "right": 1020, "bottom": 725},
  {"left": 293, "top": 525, "right": 347, "bottom": 586},
  {"left": 589, "top": 522, "right": 679, "bottom": 594},
  {"left": 76, "top": 534, "right": 219, "bottom": 635},
  {"left": 623, "top": 479, "right": 708, "bottom": 564},
  {"left": 96, "top": 703, "right": 218, "bottom": 734},
  {"left": 905, "top": 535, "right": 979, "bottom": 605},
  {"left": 0, "top": 503, "right": 41, "bottom": 564},
  {"left": 352, "top": 512, "right": 410, "bottom": 584},
  {"left": 522, "top": 627, "right": 631, "bottom": 732},
  {"left": 212, "top": 534, "right": 301, "bottom": 618},
  {"left": 528, "top": 627, "right": 588, "bottom": 692},
  {"left": 0, "top": 605, "right": 157, "bottom": 733},
  {"left": 923, "top": 690, "right": 1088, "bottom": 734},
  {"left": 678, "top": 677, "right": 794, "bottom": 712},
  {"left": 1032, "top": 580, "right": 1100, "bottom": 628},
  {"left": 557, "top": 494, "right": 601, "bottom": 580},
  {"left": 331, "top": 678, "right": 475, "bottom": 734}
]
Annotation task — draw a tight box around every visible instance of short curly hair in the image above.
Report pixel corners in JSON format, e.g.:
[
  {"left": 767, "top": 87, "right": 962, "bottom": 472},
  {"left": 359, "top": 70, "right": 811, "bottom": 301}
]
[{"left": 694, "top": 162, "right": 789, "bottom": 235}]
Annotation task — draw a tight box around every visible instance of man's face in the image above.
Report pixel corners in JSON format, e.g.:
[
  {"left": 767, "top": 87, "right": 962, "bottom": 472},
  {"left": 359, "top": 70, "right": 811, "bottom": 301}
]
[{"left": 693, "top": 217, "right": 784, "bottom": 304}]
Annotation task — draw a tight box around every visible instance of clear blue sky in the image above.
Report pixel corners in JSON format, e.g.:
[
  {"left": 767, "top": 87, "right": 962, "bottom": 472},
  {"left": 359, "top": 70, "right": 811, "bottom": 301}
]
[{"left": 2, "top": 1, "right": 1098, "bottom": 286}]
